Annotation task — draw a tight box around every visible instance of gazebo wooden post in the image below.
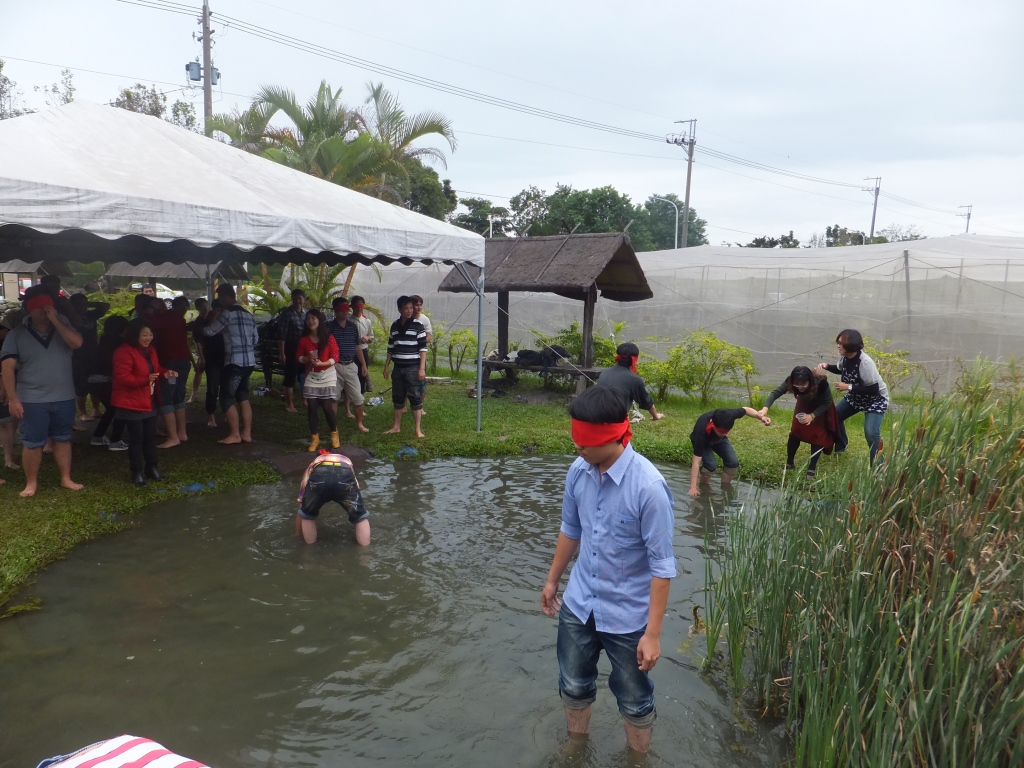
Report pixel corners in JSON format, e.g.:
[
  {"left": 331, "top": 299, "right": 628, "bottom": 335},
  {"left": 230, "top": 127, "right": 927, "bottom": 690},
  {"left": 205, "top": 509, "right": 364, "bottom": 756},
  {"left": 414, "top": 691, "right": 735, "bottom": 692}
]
[
  {"left": 497, "top": 291, "right": 510, "bottom": 357},
  {"left": 576, "top": 285, "right": 597, "bottom": 395}
]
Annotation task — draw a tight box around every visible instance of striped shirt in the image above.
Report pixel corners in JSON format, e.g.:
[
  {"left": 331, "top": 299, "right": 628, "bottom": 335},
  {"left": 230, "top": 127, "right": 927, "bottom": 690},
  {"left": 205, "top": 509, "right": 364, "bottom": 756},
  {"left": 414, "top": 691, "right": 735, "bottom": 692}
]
[
  {"left": 204, "top": 304, "right": 258, "bottom": 368},
  {"left": 387, "top": 317, "right": 426, "bottom": 367},
  {"left": 38, "top": 734, "right": 210, "bottom": 768},
  {"left": 326, "top": 318, "right": 360, "bottom": 363}
]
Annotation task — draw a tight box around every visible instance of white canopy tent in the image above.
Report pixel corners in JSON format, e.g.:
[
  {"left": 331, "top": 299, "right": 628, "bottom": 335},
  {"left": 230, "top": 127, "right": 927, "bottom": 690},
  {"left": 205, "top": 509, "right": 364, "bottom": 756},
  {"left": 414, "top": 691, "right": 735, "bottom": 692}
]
[{"left": 0, "top": 101, "right": 488, "bottom": 425}]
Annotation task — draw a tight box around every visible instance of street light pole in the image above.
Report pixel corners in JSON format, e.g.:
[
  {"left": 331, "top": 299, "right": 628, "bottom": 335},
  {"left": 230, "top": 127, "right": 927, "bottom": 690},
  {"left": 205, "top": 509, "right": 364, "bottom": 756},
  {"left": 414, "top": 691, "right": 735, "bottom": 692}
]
[
  {"left": 667, "top": 119, "right": 696, "bottom": 248},
  {"left": 651, "top": 196, "right": 680, "bottom": 250}
]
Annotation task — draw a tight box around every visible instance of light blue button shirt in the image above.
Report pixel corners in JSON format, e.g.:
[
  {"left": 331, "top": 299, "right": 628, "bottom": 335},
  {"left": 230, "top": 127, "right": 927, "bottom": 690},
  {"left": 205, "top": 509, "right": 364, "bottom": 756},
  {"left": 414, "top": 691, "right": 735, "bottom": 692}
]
[{"left": 560, "top": 444, "right": 677, "bottom": 634}]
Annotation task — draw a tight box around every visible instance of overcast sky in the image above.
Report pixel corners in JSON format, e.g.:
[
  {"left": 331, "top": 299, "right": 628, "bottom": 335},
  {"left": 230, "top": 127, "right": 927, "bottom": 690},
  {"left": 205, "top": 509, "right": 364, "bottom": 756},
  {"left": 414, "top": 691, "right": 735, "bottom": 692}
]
[{"left": 2, "top": 0, "right": 1022, "bottom": 244}]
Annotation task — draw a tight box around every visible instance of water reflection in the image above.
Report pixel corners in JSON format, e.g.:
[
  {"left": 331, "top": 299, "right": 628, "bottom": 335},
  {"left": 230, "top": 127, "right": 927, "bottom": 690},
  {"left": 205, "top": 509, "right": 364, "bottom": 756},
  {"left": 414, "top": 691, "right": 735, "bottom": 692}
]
[{"left": 0, "top": 457, "right": 784, "bottom": 768}]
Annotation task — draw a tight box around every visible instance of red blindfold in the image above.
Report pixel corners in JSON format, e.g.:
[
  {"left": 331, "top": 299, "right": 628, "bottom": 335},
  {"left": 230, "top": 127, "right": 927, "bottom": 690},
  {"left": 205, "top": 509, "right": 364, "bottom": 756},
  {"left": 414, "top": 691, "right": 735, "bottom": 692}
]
[
  {"left": 26, "top": 294, "right": 54, "bottom": 311},
  {"left": 571, "top": 418, "right": 632, "bottom": 447},
  {"left": 616, "top": 354, "right": 638, "bottom": 374}
]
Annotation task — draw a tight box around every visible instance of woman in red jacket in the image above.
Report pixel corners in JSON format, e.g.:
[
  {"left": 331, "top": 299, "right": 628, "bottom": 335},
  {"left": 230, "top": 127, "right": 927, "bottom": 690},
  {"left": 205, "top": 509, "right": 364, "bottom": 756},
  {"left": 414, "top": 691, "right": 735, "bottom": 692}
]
[
  {"left": 295, "top": 308, "right": 339, "bottom": 451},
  {"left": 112, "top": 318, "right": 177, "bottom": 487}
]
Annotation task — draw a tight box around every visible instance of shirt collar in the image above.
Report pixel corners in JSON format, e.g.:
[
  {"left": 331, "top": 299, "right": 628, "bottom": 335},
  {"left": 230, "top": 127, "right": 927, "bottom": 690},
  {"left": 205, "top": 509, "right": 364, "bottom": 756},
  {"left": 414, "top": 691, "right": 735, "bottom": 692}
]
[{"left": 585, "top": 442, "right": 635, "bottom": 486}]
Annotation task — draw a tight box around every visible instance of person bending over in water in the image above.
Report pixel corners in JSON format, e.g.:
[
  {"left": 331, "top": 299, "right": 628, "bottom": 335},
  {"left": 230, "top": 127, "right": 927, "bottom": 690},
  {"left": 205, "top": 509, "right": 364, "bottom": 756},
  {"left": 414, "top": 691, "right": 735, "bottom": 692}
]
[
  {"left": 687, "top": 406, "right": 770, "bottom": 498},
  {"left": 758, "top": 365, "right": 839, "bottom": 478},
  {"left": 295, "top": 450, "right": 370, "bottom": 545},
  {"left": 541, "top": 386, "right": 676, "bottom": 754}
]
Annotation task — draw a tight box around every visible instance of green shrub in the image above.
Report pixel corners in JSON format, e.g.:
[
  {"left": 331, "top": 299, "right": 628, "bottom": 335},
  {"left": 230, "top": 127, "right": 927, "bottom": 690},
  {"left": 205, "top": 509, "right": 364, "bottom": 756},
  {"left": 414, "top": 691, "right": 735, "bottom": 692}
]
[{"left": 534, "top": 320, "right": 624, "bottom": 366}]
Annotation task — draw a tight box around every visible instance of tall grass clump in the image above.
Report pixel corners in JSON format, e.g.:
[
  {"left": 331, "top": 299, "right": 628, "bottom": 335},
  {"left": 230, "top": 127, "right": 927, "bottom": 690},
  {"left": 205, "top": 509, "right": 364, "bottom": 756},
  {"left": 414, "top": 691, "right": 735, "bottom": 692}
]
[{"left": 704, "top": 361, "right": 1024, "bottom": 767}]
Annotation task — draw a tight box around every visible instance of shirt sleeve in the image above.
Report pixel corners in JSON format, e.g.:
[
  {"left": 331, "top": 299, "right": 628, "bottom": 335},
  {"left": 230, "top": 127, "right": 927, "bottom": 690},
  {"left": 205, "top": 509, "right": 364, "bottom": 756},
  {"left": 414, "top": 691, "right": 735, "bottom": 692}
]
[
  {"left": 204, "top": 312, "right": 229, "bottom": 336},
  {"left": 728, "top": 407, "right": 747, "bottom": 422},
  {"left": 559, "top": 463, "right": 583, "bottom": 540},
  {"left": 764, "top": 380, "right": 789, "bottom": 409},
  {"left": 638, "top": 478, "right": 677, "bottom": 578},
  {"left": 632, "top": 377, "right": 654, "bottom": 410},
  {"left": 856, "top": 354, "right": 885, "bottom": 389},
  {"left": 386, "top": 324, "right": 396, "bottom": 356},
  {"left": 417, "top": 325, "right": 427, "bottom": 354}
]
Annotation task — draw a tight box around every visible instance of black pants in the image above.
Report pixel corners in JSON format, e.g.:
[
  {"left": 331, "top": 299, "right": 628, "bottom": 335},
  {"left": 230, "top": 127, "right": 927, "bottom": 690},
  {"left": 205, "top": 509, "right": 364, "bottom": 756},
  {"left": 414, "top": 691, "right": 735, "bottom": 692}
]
[
  {"left": 787, "top": 435, "right": 824, "bottom": 472},
  {"left": 125, "top": 415, "right": 158, "bottom": 475},
  {"left": 204, "top": 365, "right": 223, "bottom": 415},
  {"left": 308, "top": 397, "right": 338, "bottom": 434},
  {"left": 89, "top": 383, "right": 125, "bottom": 442}
]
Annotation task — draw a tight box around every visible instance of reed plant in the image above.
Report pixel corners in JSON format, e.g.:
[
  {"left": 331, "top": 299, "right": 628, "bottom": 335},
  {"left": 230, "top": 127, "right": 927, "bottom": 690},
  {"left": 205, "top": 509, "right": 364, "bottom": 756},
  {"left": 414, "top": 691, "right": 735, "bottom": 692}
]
[{"left": 704, "top": 360, "right": 1024, "bottom": 767}]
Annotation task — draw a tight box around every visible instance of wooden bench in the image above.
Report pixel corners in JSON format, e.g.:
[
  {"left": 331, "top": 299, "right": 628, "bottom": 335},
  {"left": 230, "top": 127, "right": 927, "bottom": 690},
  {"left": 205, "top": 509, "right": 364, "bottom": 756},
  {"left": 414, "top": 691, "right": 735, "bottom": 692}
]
[{"left": 482, "top": 360, "right": 604, "bottom": 391}]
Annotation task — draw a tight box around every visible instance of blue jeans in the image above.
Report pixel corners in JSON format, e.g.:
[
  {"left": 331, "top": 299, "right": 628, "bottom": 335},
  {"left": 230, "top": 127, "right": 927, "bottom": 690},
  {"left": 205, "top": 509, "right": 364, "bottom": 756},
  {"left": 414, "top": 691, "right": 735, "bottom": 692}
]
[
  {"left": 835, "top": 398, "right": 885, "bottom": 464},
  {"left": 556, "top": 603, "right": 657, "bottom": 727},
  {"left": 700, "top": 437, "right": 739, "bottom": 472}
]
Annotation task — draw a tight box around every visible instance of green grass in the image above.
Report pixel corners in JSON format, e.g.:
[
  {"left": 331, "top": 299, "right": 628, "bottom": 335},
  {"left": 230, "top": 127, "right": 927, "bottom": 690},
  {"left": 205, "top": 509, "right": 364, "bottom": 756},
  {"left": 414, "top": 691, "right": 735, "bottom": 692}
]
[{"left": 703, "top": 362, "right": 1024, "bottom": 767}]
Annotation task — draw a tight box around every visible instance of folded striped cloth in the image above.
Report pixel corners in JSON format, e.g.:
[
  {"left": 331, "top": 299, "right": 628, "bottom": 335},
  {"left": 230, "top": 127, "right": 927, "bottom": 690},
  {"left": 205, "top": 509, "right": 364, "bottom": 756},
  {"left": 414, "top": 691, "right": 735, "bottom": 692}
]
[{"left": 36, "top": 735, "right": 210, "bottom": 768}]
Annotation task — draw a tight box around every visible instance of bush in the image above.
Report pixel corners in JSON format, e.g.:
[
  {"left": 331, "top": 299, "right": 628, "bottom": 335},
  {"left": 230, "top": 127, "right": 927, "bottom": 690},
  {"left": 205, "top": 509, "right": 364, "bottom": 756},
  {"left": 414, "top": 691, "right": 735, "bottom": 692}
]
[
  {"left": 639, "top": 330, "right": 757, "bottom": 404},
  {"left": 87, "top": 289, "right": 136, "bottom": 332},
  {"left": 863, "top": 336, "right": 916, "bottom": 392},
  {"left": 447, "top": 328, "right": 479, "bottom": 374}
]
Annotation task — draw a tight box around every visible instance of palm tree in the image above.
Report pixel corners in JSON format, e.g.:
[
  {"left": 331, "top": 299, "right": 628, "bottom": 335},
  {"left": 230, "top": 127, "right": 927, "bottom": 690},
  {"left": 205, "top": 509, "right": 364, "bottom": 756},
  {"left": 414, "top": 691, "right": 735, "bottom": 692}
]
[{"left": 207, "top": 102, "right": 277, "bottom": 154}]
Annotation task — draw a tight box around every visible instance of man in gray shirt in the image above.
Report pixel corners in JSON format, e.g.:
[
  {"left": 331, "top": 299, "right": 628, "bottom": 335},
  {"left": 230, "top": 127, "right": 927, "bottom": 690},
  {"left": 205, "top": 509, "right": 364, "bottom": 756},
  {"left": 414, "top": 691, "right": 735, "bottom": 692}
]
[{"left": 0, "top": 291, "right": 84, "bottom": 497}]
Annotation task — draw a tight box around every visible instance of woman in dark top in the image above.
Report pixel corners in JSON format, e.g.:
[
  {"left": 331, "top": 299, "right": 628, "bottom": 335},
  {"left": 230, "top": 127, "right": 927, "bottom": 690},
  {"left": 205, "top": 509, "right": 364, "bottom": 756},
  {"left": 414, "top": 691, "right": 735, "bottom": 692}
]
[
  {"left": 111, "top": 319, "right": 175, "bottom": 487},
  {"left": 88, "top": 315, "right": 130, "bottom": 450},
  {"left": 758, "top": 365, "right": 839, "bottom": 477}
]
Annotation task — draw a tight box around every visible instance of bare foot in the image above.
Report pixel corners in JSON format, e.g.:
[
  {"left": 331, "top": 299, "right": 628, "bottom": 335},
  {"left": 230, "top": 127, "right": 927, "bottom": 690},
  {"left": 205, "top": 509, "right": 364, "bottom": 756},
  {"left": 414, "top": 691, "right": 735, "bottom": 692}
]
[
  {"left": 420, "top": 411, "right": 427, "bottom": 417},
  {"left": 383, "top": 427, "right": 401, "bottom": 434},
  {"left": 240, "top": 434, "right": 252, "bottom": 443},
  {"left": 0, "top": 477, "right": 5, "bottom": 485},
  {"left": 285, "top": 406, "right": 297, "bottom": 414},
  {"left": 219, "top": 435, "right": 242, "bottom": 445},
  {"left": 5, "top": 461, "right": 18, "bottom": 470},
  {"left": 19, "top": 485, "right": 36, "bottom": 497},
  {"left": 79, "top": 414, "right": 95, "bottom": 422},
  {"left": 207, "top": 418, "right": 217, "bottom": 428},
  {"left": 178, "top": 434, "right": 188, "bottom": 442},
  {"left": 62, "top": 480, "right": 84, "bottom": 491},
  {"left": 415, "top": 431, "right": 426, "bottom": 439},
  {"left": 158, "top": 439, "right": 181, "bottom": 449},
  {"left": 356, "top": 424, "right": 370, "bottom": 433},
  {"left": 346, "top": 411, "right": 355, "bottom": 419}
]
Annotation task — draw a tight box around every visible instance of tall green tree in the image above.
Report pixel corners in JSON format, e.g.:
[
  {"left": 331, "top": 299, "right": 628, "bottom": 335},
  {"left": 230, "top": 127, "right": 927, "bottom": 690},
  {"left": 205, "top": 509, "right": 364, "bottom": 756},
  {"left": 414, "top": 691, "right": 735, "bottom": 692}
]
[
  {"left": 34, "top": 68, "right": 75, "bottom": 107},
  {"left": 451, "top": 197, "right": 509, "bottom": 235},
  {"left": 405, "top": 160, "right": 458, "bottom": 220},
  {"left": 641, "top": 193, "right": 709, "bottom": 249},
  {"left": 744, "top": 231, "right": 799, "bottom": 248},
  {"left": 112, "top": 83, "right": 200, "bottom": 132}
]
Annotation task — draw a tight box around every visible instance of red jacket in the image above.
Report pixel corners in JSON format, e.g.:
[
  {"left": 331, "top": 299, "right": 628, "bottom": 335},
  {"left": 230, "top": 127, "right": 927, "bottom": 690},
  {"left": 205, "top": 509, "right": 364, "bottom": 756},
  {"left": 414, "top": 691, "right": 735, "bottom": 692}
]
[
  {"left": 112, "top": 343, "right": 169, "bottom": 413},
  {"left": 296, "top": 334, "right": 339, "bottom": 370}
]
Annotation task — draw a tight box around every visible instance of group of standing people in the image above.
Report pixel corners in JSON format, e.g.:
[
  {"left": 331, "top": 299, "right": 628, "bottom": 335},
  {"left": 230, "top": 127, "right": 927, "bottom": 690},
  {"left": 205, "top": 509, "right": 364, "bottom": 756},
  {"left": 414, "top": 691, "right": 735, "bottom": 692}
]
[
  {"left": 271, "top": 290, "right": 431, "bottom": 444},
  {"left": 0, "top": 280, "right": 259, "bottom": 492}
]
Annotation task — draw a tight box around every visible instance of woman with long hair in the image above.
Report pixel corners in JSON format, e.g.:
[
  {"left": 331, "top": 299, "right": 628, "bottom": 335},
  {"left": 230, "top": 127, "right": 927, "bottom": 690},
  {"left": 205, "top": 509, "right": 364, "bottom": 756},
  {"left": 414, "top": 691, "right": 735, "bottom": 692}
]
[
  {"left": 112, "top": 318, "right": 176, "bottom": 486},
  {"left": 759, "top": 365, "right": 839, "bottom": 477},
  {"left": 296, "top": 308, "right": 339, "bottom": 451}
]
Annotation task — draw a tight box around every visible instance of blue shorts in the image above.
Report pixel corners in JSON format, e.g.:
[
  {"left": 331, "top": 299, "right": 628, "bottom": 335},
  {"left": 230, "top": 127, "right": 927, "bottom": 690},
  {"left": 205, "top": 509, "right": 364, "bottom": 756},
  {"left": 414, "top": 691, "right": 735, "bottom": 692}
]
[
  {"left": 20, "top": 399, "right": 76, "bottom": 448},
  {"left": 157, "top": 359, "right": 191, "bottom": 415}
]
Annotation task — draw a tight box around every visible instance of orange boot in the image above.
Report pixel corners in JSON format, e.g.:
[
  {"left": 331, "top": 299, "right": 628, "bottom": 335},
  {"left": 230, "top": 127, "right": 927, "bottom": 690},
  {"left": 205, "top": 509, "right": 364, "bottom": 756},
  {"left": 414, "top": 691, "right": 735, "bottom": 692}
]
[{"left": 307, "top": 434, "right": 320, "bottom": 452}]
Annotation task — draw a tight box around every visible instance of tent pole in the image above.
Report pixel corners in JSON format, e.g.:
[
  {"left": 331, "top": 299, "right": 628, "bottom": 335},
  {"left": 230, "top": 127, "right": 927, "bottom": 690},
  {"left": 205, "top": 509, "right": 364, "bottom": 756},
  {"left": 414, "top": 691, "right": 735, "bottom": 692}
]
[
  {"left": 454, "top": 262, "right": 487, "bottom": 432},
  {"left": 475, "top": 270, "right": 485, "bottom": 432},
  {"left": 206, "top": 261, "right": 213, "bottom": 303}
]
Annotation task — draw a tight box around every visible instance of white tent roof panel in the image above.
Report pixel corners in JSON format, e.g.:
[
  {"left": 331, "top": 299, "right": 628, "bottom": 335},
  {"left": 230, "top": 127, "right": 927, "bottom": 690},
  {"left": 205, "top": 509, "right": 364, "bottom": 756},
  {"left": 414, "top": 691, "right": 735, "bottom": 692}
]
[{"left": 0, "top": 101, "right": 483, "bottom": 268}]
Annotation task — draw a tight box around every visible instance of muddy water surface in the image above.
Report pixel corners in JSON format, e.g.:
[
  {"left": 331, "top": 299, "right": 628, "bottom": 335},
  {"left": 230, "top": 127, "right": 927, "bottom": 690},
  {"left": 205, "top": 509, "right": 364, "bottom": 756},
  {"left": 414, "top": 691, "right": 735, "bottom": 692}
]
[{"left": 0, "top": 456, "right": 784, "bottom": 768}]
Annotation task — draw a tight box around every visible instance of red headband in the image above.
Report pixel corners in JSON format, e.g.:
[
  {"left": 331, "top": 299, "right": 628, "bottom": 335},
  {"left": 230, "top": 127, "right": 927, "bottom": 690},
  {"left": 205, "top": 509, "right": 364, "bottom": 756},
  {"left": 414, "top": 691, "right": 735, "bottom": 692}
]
[
  {"left": 617, "top": 354, "right": 638, "bottom": 374},
  {"left": 334, "top": 302, "right": 351, "bottom": 312},
  {"left": 571, "top": 418, "right": 632, "bottom": 447},
  {"left": 26, "top": 294, "right": 54, "bottom": 311}
]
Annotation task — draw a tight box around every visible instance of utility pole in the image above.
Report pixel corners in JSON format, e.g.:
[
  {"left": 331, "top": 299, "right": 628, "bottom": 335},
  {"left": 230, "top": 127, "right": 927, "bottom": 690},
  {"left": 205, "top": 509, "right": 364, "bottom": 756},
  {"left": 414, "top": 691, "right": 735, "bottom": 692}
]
[
  {"left": 957, "top": 205, "right": 972, "bottom": 233},
  {"left": 200, "top": 1, "right": 213, "bottom": 135},
  {"left": 667, "top": 119, "right": 696, "bottom": 248},
  {"left": 863, "top": 177, "right": 881, "bottom": 240}
]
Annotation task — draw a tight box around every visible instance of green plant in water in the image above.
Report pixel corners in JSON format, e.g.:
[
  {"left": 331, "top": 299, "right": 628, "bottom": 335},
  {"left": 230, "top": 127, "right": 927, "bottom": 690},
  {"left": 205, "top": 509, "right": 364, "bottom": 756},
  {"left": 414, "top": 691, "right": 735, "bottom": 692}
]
[{"left": 703, "top": 359, "right": 1024, "bottom": 767}]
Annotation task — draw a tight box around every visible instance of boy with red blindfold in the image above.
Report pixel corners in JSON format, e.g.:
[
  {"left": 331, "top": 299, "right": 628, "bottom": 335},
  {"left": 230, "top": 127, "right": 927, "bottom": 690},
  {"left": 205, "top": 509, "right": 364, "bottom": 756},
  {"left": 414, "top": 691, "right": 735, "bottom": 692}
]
[
  {"left": 596, "top": 342, "right": 664, "bottom": 421},
  {"left": 540, "top": 387, "right": 676, "bottom": 754},
  {"left": 687, "top": 406, "right": 771, "bottom": 498}
]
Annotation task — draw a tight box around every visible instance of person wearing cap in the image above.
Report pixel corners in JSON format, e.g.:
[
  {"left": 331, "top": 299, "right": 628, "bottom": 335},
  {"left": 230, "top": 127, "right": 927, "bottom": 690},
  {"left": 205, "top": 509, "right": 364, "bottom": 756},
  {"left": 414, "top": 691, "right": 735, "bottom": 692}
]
[
  {"left": 326, "top": 296, "right": 370, "bottom": 434},
  {"left": 540, "top": 386, "right": 676, "bottom": 754},
  {"left": 596, "top": 342, "right": 664, "bottom": 421},
  {"left": 294, "top": 450, "right": 370, "bottom": 545},
  {"left": 0, "top": 290, "right": 84, "bottom": 497}
]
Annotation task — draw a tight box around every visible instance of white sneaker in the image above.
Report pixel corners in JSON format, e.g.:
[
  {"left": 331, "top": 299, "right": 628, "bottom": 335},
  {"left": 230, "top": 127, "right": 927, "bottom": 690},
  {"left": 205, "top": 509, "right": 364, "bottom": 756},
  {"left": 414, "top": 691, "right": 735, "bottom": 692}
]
[
  {"left": 91, "top": 435, "right": 110, "bottom": 447},
  {"left": 108, "top": 440, "right": 129, "bottom": 451}
]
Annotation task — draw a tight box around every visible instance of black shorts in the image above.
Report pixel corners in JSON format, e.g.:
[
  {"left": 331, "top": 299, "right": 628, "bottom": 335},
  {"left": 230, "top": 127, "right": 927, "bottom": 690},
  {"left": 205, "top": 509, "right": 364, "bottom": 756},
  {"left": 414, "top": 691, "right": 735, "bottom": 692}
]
[
  {"left": 298, "top": 464, "right": 368, "bottom": 523},
  {"left": 392, "top": 365, "right": 423, "bottom": 410},
  {"left": 282, "top": 343, "right": 302, "bottom": 387}
]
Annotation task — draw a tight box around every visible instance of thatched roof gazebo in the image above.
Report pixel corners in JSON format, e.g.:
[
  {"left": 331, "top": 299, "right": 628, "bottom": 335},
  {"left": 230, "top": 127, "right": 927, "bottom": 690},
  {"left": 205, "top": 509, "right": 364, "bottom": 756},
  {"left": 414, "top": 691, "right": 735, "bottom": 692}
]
[{"left": 438, "top": 232, "right": 653, "bottom": 368}]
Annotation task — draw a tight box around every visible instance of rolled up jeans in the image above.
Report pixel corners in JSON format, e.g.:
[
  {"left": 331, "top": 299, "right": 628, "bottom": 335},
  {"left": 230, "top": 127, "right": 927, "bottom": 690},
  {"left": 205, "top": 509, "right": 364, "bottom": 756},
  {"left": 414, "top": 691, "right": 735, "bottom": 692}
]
[{"left": 391, "top": 365, "right": 423, "bottom": 411}]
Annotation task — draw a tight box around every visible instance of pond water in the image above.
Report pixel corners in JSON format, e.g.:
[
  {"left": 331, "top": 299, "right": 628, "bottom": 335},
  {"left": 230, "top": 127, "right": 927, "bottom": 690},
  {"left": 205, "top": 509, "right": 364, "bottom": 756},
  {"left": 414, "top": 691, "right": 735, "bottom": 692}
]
[{"left": 0, "top": 456, "right": 784, "bottom": 768}]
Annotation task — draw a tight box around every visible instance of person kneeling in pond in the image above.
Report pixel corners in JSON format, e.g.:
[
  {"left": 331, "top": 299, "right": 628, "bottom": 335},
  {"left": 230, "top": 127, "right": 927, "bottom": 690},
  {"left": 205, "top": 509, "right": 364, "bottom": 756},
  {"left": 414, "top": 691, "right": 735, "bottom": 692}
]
[
  {"left": 295, "top": 450, "right": 370, "bottom": 545},
  {"left": 758, "top": 365, "right": 840, "bottom": 478},
  {"left": 688, "top": 406, "right": 770, "bottom": 498}
]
